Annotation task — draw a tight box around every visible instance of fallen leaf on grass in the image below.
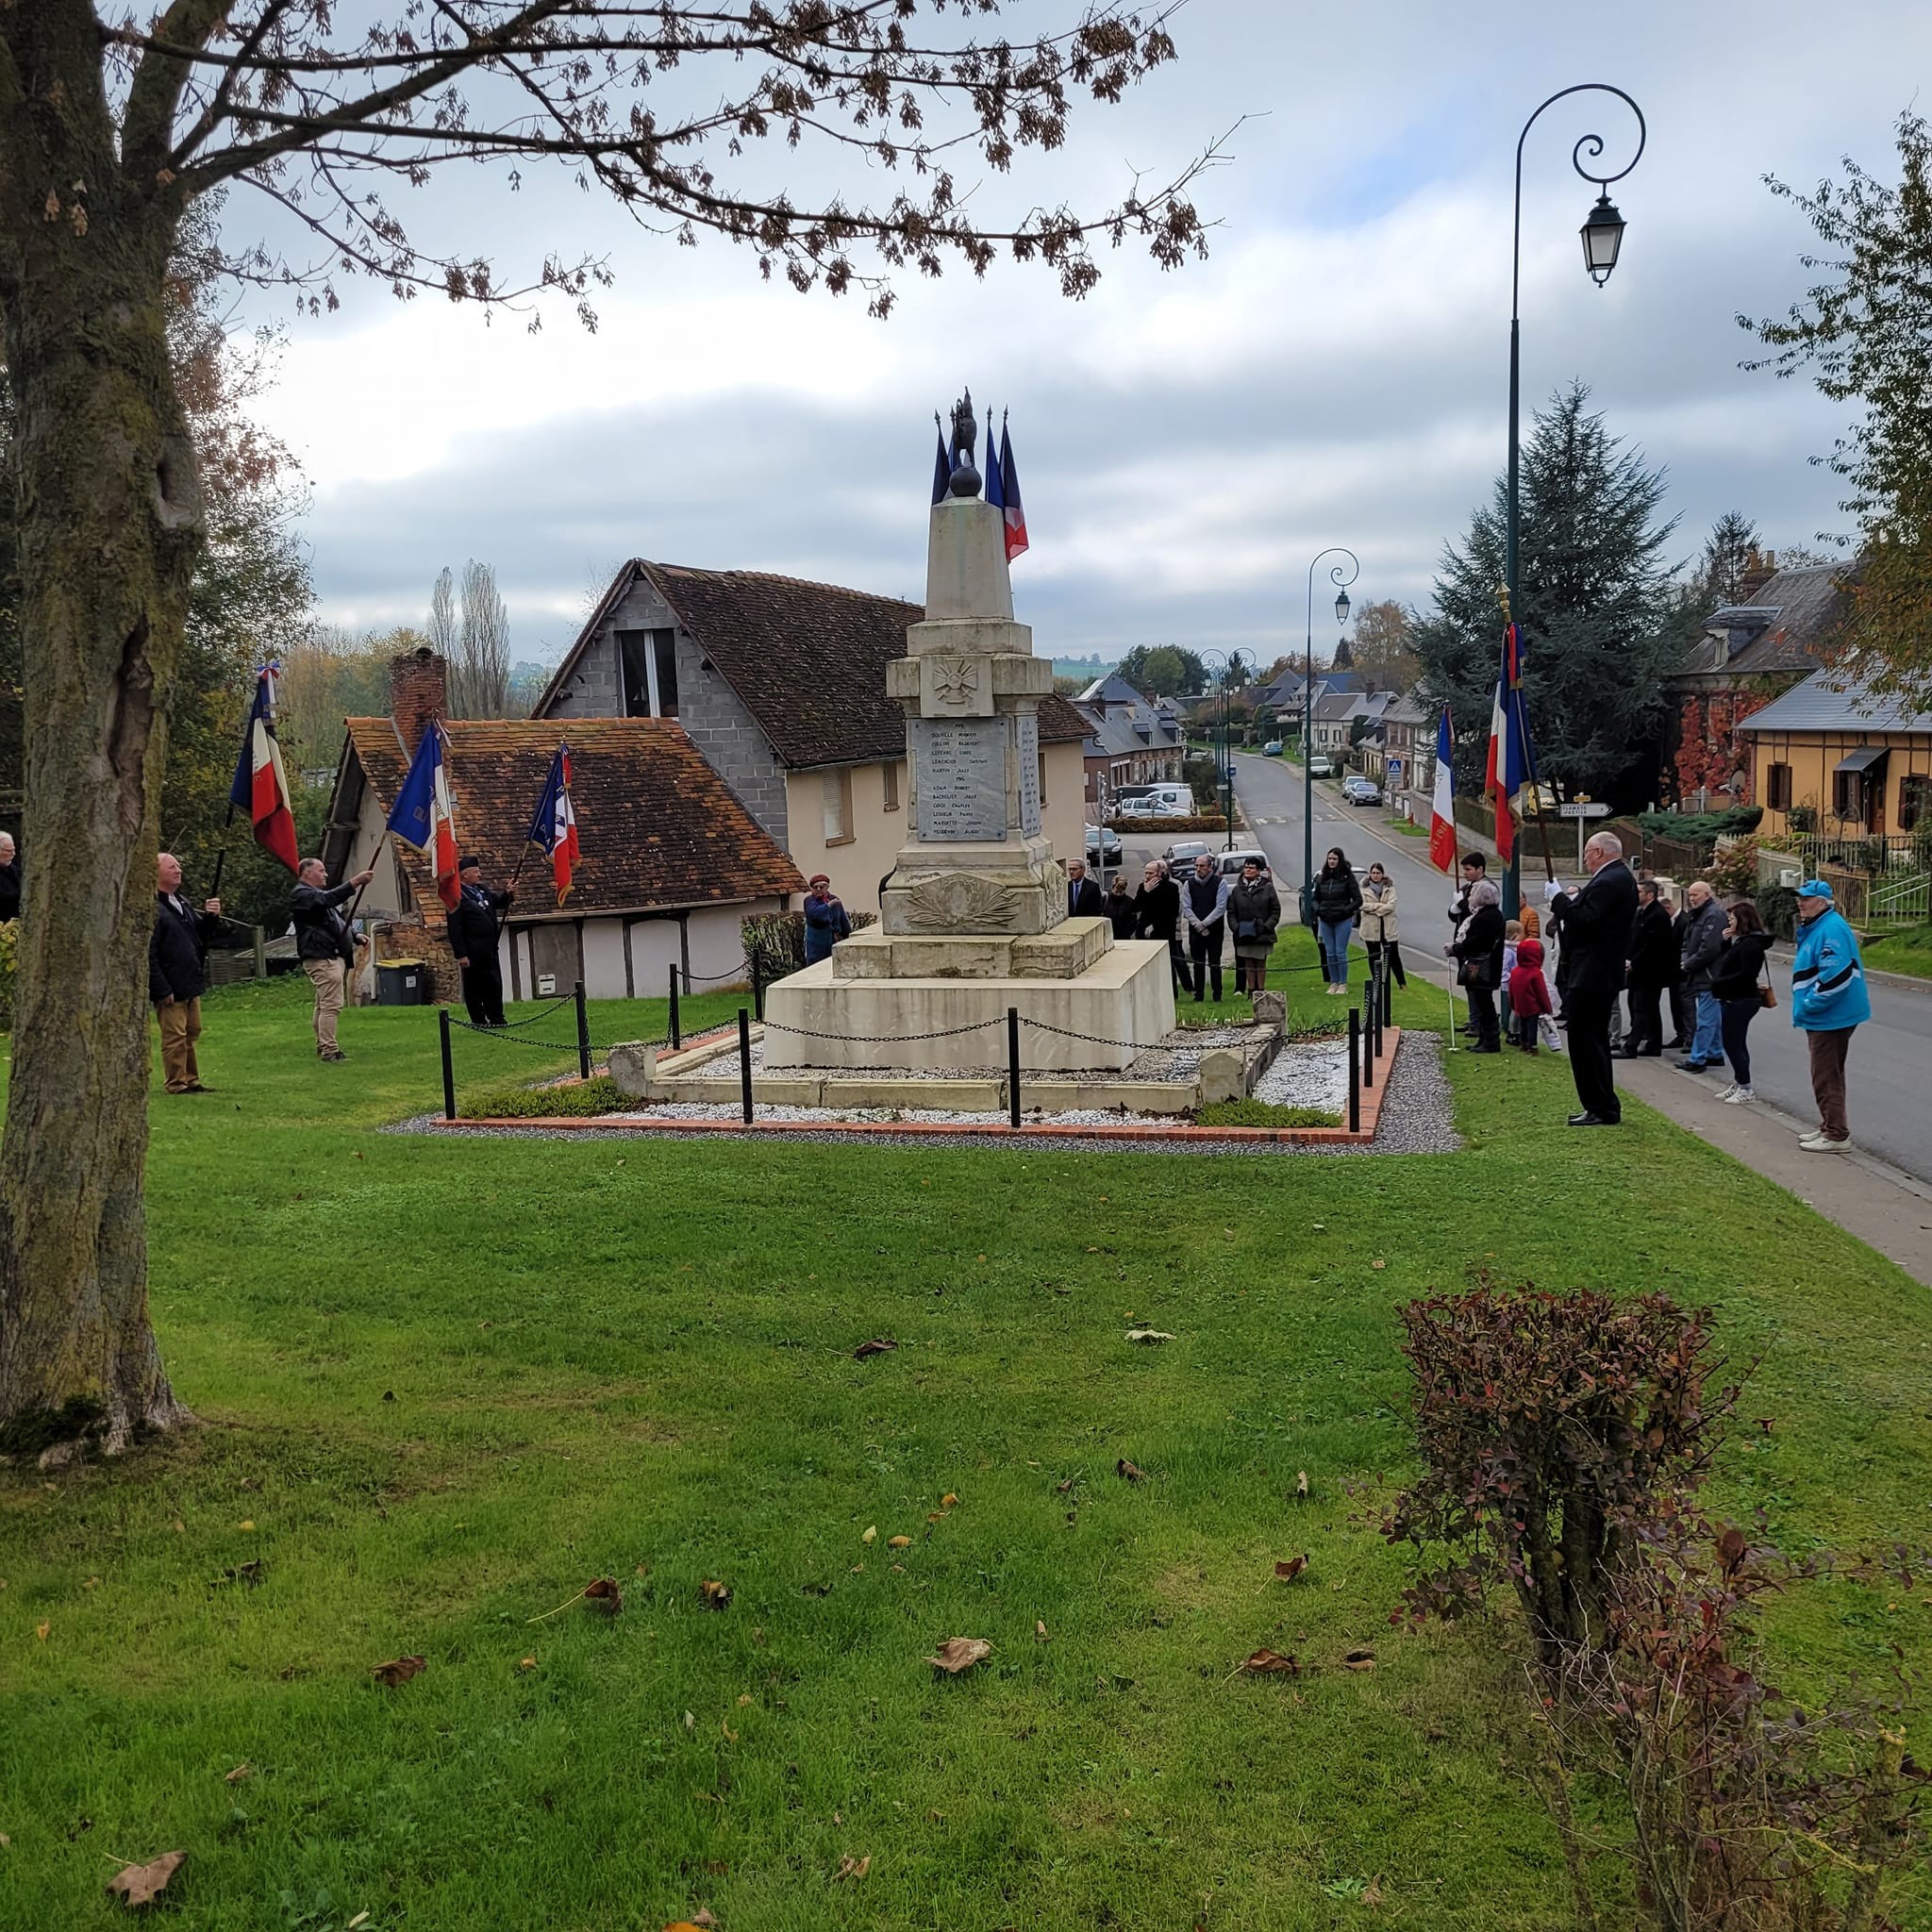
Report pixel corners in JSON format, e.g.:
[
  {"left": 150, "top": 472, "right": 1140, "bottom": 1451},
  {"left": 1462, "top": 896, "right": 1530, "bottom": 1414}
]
[
  {"left": 925, "top": 1637, "right": 991, "bottom": 1674},
  {"left": 1295, "top": 1471, "right": 1309, "bottom": 1498},
  {"left": 700, "top": 1579, "right": 731, "bottom": 1609},
  {"left": 223, "top": 1764, "right": 252, "bottom": 1784},
  {"left": 1362, "top": 1876, "right": 1385, "bottom": 1906},
  {"left": 1341, "top": 1648, "right": 1376, "bottom": 1673},
  {"left": 1274, "top": 1556, "right": 1308, "bottom": 1583},
  {"left": 834, "top": 1855, "right": 872, "bottom": 1881},
  {"left": 34, "top": 1622, "right": 49, "bottom": 1641},
  {"left": 107, "top": 1851, "right": 185, "bottom": 1907},
  {"left": 1116, "top": 1458, "right": 1146, "bottom": 1483},
  {"left": 519, "top": 1657, "right": 538, "bottom": 1672},
  {"left": 1035, "top": 1620, "right": 1049, "bottom": 1642},
  {"left": 940, "top": 1492, "right": 958, "bottom": 1508},
  {"left": 370, "top": 1656, "right": 425, "bottom": 1688},
  {"left": 861, "top": 1525, "right": 877, "bottom": 1544},
  {"left": 1055, "top": 1477, "right": 1076, "bottom": 1494},
  {"left": 1238, "top": 1649, "right": 1303, "bottom": 1676},
  {"left": 854, "top": 1339, "right": 897, "bottom": 1359},
  {"left": 217, "top": 1560, "right": 264, "bottom": 1588},
  {"left": 584, "top": 1577, "right": 623, "bottom": 1614},
  {"left": 888, "top": 1536, "right": 911, "bottom": 1550},
  {"left": 237, "top": 1520, "right": 255, "bottom": 1532},
  {"left": 1124, "top": 1329, "right": 1176, "bottom": 1344}
]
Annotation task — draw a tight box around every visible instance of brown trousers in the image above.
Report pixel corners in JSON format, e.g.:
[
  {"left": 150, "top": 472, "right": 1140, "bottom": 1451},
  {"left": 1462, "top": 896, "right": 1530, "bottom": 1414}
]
[
  {"left": 1807, "top": 1026, "right": 1856, "bottom": 1142},
  {"left": 155, "top": 997, "right": 203, "bottom": 1093},
  {"left": 306, "top": 958, "right": 346, "bottom": 1053}
]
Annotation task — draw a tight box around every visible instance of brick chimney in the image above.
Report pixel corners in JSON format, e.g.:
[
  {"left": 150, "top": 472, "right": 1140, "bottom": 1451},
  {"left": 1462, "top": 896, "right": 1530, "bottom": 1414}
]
[
  {"left": 390, "top": 647, "right": 448, "bottom": 750},
  {"left": 1737, "top": 546, "right": 1778, "bottom": 602}
]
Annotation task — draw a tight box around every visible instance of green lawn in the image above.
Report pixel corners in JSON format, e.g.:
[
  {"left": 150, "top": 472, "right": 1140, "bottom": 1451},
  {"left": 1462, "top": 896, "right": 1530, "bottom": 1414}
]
[
  {"left": 3, "top": 961, "right": 1930, "bottom": 1930},
  {"left": 1865, "top": 920, "right": 1932, "bottom": 981}
]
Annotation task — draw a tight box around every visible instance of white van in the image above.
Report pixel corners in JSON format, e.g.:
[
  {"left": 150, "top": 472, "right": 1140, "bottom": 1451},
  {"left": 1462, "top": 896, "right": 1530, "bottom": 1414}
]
[{"left": 1139, "top": 784, "right": 1193, "bottom": 818}]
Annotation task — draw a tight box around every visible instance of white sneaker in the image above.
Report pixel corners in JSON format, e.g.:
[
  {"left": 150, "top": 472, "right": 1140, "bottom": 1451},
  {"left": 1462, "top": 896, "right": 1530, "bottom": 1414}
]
[
  {"left": 1802, "top": 1134, "right": 1852, "bottom": 1154},
  {"left": 1714, "top": 1081, "right": 1738, "bottom": 1102},
  {"left": 1721, "top": 1085, "right": 1753, "bottom": 1105}
]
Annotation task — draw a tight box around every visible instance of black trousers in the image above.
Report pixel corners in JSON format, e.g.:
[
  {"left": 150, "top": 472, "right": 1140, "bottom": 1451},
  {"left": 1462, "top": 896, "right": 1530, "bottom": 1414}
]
[
  {"left": 1364, "top": 939, "right": 1406, "bottom": 989},
  {"left": 1167, "top": 938, "right": 1189, "bottom": 995},
  {"left": 460, "top": 954, "right": 507, "bottom": 1027},
  {"left": 1668, "top": 980, "right": 1692, "bottom": 1045},
  {"left": 1466, "top": 980, "right": 1500, "bottom": 1049},
  {"left": 1624, "top": 980, "right": 1664, "bottom": 1055},
  {"left": 1188, "top": 925, "right": 1224, "bottom": 1001},
  {"left": 1565, "top": 985, "right": 1621, "bottom": 1122}
]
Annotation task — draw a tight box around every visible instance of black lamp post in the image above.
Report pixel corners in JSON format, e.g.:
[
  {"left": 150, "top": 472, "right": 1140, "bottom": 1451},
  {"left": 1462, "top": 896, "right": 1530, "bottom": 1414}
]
[
  {"left": 1503, "top": 84, "right": 1644, "bottom": 916},
  {"left": 1301, "top": 548, "right": 1358, "bottom": 925},
  {"left": 1193, "top": 648, "right": 1250, "bottom": 852}
]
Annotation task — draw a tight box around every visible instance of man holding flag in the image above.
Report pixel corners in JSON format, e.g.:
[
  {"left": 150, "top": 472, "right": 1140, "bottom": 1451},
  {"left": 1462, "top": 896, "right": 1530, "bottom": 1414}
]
[
  {"left": 446, "top": 857, "right": 513, "bottom": 1027},
  {"left": 292, "top": 857, "right": 374, "bottom": 1061}
]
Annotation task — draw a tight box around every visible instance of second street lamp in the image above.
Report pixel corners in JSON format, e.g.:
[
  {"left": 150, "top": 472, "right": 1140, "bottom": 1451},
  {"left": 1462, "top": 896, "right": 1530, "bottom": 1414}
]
[{"left": 1301, "top": 547, "right": 1359, "bottom": 928}]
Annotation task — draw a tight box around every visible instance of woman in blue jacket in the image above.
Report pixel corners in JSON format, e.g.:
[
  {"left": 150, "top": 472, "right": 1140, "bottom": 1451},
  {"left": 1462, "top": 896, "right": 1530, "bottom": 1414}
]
[
  {"left": 802, "top": 874, "right": 852, "bottom": 964},
  {"left": 1790, "top": 878, "right": 1871, "bottom": 1153}
]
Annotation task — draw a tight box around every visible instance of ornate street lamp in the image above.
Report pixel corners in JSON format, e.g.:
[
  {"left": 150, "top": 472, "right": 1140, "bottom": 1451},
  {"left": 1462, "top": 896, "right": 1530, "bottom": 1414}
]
[
  {"left": 1502, "top": 84, "right": 1645, "bottom": 914},
  {"left": 1302, "top": 547, "right": 1359, "bottom": 925}
]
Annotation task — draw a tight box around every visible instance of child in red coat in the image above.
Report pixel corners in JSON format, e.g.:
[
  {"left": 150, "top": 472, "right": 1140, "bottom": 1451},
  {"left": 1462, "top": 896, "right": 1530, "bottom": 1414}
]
[{"left": 1507, "top": 936, "right": 1557, "bottom": 1054}]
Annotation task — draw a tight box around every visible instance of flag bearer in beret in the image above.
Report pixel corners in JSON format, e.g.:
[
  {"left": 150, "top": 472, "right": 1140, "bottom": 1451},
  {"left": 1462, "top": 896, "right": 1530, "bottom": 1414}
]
[{"left": 447, "top": 856, "right": 513, "bottom": 1026}]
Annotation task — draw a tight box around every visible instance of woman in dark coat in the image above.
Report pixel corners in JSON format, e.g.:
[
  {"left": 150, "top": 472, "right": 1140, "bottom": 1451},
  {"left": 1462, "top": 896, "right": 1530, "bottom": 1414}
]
[
  {"left": 1106, "top": 872, "right": 1138, "bottom": 941},
  {"left": 1133, "top": 861, "right": 1186, "bottom": 994},
  {"left": 1447, "top": 877, "right": 1506, "bottom": 1052},
  {"left": 1709, "top": 898, "right": 1774, "bottom": 1104},
  {"left": 1227, "top": 858, "right": 1283, "bottom": 994},
  {"left": 1308, "top": 845, "right": 1363, "bottom": 995}
]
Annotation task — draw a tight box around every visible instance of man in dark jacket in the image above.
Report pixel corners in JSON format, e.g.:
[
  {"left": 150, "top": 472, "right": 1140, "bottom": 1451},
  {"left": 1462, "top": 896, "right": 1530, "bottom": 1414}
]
[
  {"left": 1448, "top": 852, "right": 1488, "bottom": 1035},
  {"left": 1617, "top": 879, "right": 1674, "bottom": 1059},
  {"left": 1181, "top": 852, "right": 1230, "bottom": 1002},
  {"left": 1667, "top": 896, "right": 1693, "bottom": 1049},
  {"left": 0, "top": 832, "right": 19, "bottom": 923},
  {"left": 1545, "top": 832, "right": 1639, "bottom": 1125},
  {"left": 1133, "top": 859, "right": 1186, "bottom": 994},
  {"left": 1066, "top": 858, "right": 1104, "bottom": 921},
  {"left": 1676, "top": 879, "right": 1729, "bottom": 1073},
  {"left": 150, "top": 851, "right": 223, "bottom": 1093},
  {"left": 447, "top": 855, "right": 513, "bottom": 1025},
  {"left": 293, "top": 857, "right": 375, "bottom": 1059}
]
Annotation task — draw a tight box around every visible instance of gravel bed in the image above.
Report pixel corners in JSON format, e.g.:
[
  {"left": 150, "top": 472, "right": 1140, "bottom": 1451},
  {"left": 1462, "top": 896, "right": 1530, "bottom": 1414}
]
[
  {"left": 1251, "top": 1037, "right": 1347, "bottom": 1110},
  {"left": 390, "top": 1032, "right": 1459, "bottom": 1158}
]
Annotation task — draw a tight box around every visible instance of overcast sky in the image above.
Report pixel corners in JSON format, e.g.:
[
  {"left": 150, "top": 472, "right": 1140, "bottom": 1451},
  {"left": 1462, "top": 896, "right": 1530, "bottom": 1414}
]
[{"left": 240, "top": 0, "right": 1929, "bottom": 668}]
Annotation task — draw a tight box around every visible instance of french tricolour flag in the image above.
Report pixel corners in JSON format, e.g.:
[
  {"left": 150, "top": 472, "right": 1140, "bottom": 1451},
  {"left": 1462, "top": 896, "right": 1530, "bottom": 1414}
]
[
  {"left": 386, "top": 722, "right": 461, "bottom": 910},
  {"left": 986, "top": 415, "right": 1028, "bottom": 562},
  {"left": 1485, "top": 623, "right": 1530, "bottom": 865},
  {"left": 1429, "top": 708, "right": 1457, "bottom": 874},
  {"left": 526, "top": 742, "right": 581, "bottom": 905},
  {"left": 227, "top": 667, "right": 299, "bottom": 874}
]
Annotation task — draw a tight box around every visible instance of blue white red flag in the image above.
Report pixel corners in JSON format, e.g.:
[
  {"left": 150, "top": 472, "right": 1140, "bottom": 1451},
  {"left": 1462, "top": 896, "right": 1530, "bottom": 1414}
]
[
  {"left": 1429, "top": 708, "right": 1457, "bottom": 874},
  {"left": 525, "top": 742, "right": 581, "bottom": 905},
  {"left": 995, "top": 419, "right": 1028, "bottom": 562},
  {"left": 227, "top": 666, "right": 299, "bottom": 874},
  {"left": 386, "top": 722, "right": 461, "bottom": 909},
  {"left": 1484, "top": 623, "right": 1531, "bottom": 865},
  {"left": 931, "top": 421, "right": 952, "bottom": 507}
]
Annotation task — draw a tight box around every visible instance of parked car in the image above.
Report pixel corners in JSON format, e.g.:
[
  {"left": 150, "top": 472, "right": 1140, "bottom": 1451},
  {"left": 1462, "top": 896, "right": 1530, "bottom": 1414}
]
[
  {"left": 1084, "top": 824, "right": 1124, "bottom": 864},
  {"left": 1262, "top": 740, "right": 1284, "bottom": 757},
  {"left": 1308, "top": 755, "right": 1336, "bottom": 779},
  {"left": 1218, "top": 848, "right": 1272, "bottom": 877},
  {"left": 1163, "top": 839, "right": 1215, "bottom": 869},
  {"left": 1341, "top": 775, "right": 1383, "bottom": 807}
]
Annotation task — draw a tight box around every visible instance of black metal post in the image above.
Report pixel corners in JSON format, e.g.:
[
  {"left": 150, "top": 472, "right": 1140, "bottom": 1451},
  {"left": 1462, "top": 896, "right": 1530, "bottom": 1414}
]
[
  {"left": 668, "top": 961, "right": 681, "bottom": 1051},
  {"left": 1382, "top": 956, "right": 1394, "bottom": 1028},
  {"left": 575, "top": 978, "right": 591, "bottom": 1080},
  {"left": 751, "top": 954, "right": 764, "bottom": 1022},
  {"left": 439, "top": 1007, "right": 456, "bottom": 1122},
  {"left": 1362, "top": 974, "right": 1375, "bottom": 1091},
  {"left": 1008, "top": 1007, "right": 1022, "bottom": 1130},
  {"left": 738, "top": 1007, "right": 754, "bottom": 1124},
  {"left": 1347, "top": 1008, "right": 1361, "bottom": 1133}
]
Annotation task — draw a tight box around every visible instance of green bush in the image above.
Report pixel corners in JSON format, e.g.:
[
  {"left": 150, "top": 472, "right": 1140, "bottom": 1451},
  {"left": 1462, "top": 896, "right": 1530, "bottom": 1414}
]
[
  {"left": 741, "top": 907, "right": 877, "bottom": 981},
  {"left": 1195, "top": 1098, "right": 1341, "bottom": 1128},
  {"left": 1635, "top": 805, "right": 1762, "bottom": 843},
  {"left": 1707, "top": 835, "right": 1759, "bottom": 898},
  {"left": 461, "top": 1076, "right": 630, "bottom": 1121},
  {"left": 1756, "top": 881, "right": 1798, "bottom": 940}
]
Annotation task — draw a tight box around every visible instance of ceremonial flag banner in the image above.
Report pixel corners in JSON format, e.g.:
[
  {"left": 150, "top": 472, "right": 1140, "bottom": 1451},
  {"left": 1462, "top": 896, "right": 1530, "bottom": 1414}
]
[
  {"left": 1429, "top": 708, "right": 1457, "bottom": 874},
  {"left": 996, "top": 421, "right": 1028, "bottom": 562},
  {"left": 387, "top": 723, "right": 461, "bottom": 909},
  {"left": 1484, "top": 623, "right": 1530, "bottom": 864},
  {"left": 931, "top": 425, "right": 952, "bottom": 507},
  {"left": 227, "top": 667, "right": 299, "bottom": 873},
  {"left": 526, "top": 743, "right": 581, "bottom": 905}
]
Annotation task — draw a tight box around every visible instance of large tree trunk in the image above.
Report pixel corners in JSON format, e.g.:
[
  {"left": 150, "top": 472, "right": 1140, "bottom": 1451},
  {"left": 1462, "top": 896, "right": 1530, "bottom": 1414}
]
[{"left": 0, "top": 18, "right": 202, "bottom": 1455}]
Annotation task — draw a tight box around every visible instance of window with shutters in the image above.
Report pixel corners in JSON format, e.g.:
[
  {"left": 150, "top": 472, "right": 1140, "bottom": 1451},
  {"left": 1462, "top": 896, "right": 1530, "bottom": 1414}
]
[
  {"left": 1901, "top": 773, "right": 1929, "bottom": 832},
  {"left": 822, "top": 768, "right": 854, "bottom": 845},
  {"left": 1766, "top": 762, "right": 1792, "bottom": 811},
  {"left": 882, "top": 760, "right": 901, "bottom": 812}
]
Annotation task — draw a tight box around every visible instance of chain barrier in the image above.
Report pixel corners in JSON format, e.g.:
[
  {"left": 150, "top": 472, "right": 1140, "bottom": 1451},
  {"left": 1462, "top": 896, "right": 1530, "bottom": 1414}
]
[
  {"left": 447, "top": 1019, "right": 586, "bottom": 1053},
  {"left": 681, "top": 956, "right": 758, "bottom": 986},
  {"left": 757, "top": 1016, "right": 1007, "bottom": 1046},
  {"left": 490, "top": 993, "right": 579, "bottom": 1030}
]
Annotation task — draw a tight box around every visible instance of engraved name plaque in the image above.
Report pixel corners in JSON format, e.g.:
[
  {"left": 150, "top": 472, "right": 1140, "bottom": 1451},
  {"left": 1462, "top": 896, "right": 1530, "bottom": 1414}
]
[
  {"left": 911, "top": 716, "right": 1008, "bottom": 841},
  {"left": 1014, "top": 711, "right": 1041, "bottom": 838}
]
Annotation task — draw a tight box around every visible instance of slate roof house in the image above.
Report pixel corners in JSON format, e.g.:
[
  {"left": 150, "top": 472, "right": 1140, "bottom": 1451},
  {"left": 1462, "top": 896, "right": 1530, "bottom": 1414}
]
[
  {"left": 1735, "top": 668, "right": 1932, "bottom": 846},
  {"left": 323, "top": 649, "right": 802, "bottom": 1004},
  {"left": 535, "top": 560, "right": 1090, "bottom": 913},
  {"left": 1665, "top": 557, "right": 1850, "bottom": 805},
  {"left": 1070, "top": 673, "right": 1186, "bottom": 809}
]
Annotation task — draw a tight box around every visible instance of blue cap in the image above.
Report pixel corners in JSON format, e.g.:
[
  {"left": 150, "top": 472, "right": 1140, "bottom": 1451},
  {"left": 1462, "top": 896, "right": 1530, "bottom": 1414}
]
[{"left": 1797, "top": 878, "right": 1834, "bottom": 900}]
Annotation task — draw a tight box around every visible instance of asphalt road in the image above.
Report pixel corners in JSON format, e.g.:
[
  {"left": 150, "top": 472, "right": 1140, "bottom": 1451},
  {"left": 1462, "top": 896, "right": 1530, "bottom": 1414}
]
[{"left": 1229, "top": 752, "right": 1932, "bottom": 1183}]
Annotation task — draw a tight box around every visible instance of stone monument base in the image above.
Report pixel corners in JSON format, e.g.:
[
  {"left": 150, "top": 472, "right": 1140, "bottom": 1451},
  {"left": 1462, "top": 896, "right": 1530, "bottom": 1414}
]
[{"left": 761, "top": 939, "right": 1175, "bottom": 1073}]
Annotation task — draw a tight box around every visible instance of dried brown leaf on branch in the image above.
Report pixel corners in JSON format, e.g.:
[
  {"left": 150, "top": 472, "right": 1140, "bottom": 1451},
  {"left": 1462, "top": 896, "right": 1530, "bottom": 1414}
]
[
  {"left": 1117, "top": 1458, "right": 1146, "bottom": 1483},
  {"left": 106, "top": 1851, "right": 185, "bottom": 1907},
  {"left": 1238, "top": 1648, "right": 1302, "bottom": 1676},
  {"left": 854, "top": 1339, "right": 897, "bottom": 1359},
  {"left": 925, "top": 1637, "right": 992, "bottom": 1674},
  {"left": 370, "top": 1655, "right": 426, "bottom": 1687},
  {"left": 584, "top": 1577, "right": 623, "bottom": 1614},
  {"left": 1274, "top": 1556, "right": 1308, "bottom": 1582}
]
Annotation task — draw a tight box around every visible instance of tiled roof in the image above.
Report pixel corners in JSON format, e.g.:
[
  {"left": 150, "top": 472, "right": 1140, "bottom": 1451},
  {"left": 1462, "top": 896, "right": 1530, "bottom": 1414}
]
[
  {"left": 1674, "top": 565, "right": 1850, "bottom": 679},
  {"left": 1733, "top": 669, "right": 1932, "bottom": 737},
  {"left": 1074, "top": 699, "right": 1185, "bottom": 758},
  {"left": 341, "top": 716, "right": 805, "bottom": 910},
  {"left": 542, "top": 559, "right": 1085, "bottom": 766}
]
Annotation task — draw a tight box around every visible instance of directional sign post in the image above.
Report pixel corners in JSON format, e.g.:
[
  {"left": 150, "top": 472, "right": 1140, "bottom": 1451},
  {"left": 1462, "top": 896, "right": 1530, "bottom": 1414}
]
[{"left": 1558, "top": 798, "right": 1612, "bottom": 869}]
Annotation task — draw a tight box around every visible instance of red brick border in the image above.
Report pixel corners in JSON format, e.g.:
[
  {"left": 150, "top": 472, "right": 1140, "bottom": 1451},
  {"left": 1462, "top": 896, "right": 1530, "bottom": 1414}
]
[{"left": 436, "top": 1029, "right": 1402, "bottom": 1147}]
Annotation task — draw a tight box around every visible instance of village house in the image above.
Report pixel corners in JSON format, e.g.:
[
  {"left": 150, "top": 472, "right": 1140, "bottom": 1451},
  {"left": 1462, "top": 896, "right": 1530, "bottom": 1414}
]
[
  {"left": 1311, "top": 689, "right": 1392, "bottom": 765},
  {"left": 1070, "top": 672, "right": 1187, "bottom": 810},
  {"left": 534, "top": 560, "right": 1090, "bottom": 913},
  {"left": 322, "top": 649, "right": 802, "bottom": 1003},
  {"left": 1665, "top": 556, "right": 1848, "bottom": 806},
  {"left": 1735, "top": 668, "right": 1932, "bottom": 848},
  {"left": 1359, "top": 691, "right": 1431, "bottom": 793}
]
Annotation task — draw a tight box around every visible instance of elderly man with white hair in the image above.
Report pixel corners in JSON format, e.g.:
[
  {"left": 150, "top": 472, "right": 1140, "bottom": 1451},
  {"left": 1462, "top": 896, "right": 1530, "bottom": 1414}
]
[
  {"left": 0, "top": 832, "right": 17, "bottom": 923},
  {"left": 1545, "top": 830, "right": 1639, "bottom": 1126}
]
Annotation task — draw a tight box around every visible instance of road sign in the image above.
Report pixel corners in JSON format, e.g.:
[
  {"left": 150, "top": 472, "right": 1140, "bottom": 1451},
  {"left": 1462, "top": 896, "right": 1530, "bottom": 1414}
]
[{"left": 1558, "top": 801, "right": 1611, "bottom": 819}]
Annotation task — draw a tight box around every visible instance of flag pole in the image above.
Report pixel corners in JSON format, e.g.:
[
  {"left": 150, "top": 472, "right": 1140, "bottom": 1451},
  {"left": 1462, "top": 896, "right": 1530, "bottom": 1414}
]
[{"left": 1496, "top": 584, "right": 1559, "bottom": 889}]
